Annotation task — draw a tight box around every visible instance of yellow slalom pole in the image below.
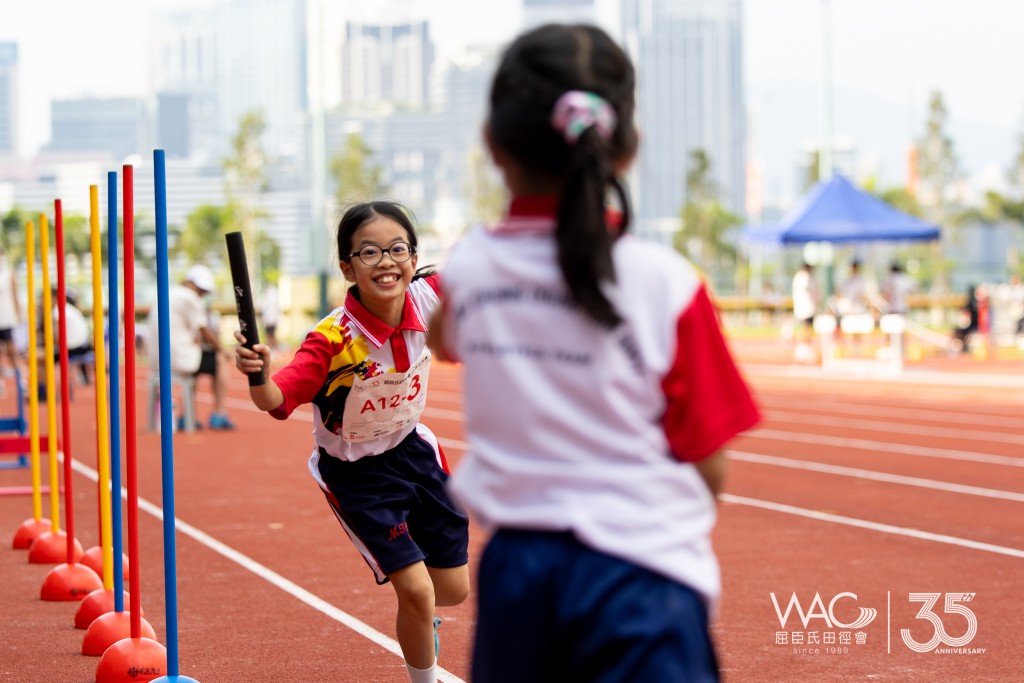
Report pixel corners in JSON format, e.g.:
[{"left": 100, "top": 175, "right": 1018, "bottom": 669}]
[
  {"left": 25, "top": 221, "right": 43, "bottom": 523},
  {"left": 90, "top": 185, "right": 113, "bottom": 589},
  {"left": 39, "top": 213, "right": 61, "bottom": 535}
]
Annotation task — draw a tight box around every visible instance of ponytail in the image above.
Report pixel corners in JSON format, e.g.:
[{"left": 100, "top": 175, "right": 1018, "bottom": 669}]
[{"left": 556, "top": 127, "right": 622, "bottom": 327}]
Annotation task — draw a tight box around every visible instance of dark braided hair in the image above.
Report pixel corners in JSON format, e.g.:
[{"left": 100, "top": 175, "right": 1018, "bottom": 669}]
[{"left": 488, "top": 24, "right": 639, "bottom": 327}]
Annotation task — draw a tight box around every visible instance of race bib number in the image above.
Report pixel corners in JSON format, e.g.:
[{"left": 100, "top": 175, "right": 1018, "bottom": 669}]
[{"left": 341, "top": 351, "right": 430, "bottom": 442}]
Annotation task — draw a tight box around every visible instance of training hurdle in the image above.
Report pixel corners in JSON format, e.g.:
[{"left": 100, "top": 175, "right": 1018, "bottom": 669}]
[
  {"left": 96, "top": 163, "right": 171, "bottom": 683},
  {"left": 40, "top": 198, "right": 104, "bottom": 600},
  {"left": 86, "top": 170, "right": 158, "bottom": 662},
  {"left": 78, "top": 183, "right": 134, "bottom": 631},
  {"left": 26, "top": 211, "right": 79, "bottom": 565},
  {"left": 11, "top": 220, "right": 51, "bottom": 547}
]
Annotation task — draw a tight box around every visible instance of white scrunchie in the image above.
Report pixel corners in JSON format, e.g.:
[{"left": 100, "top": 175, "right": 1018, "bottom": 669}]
[{"left": 550, "top": 90, "right": 617, "bottom": 145}]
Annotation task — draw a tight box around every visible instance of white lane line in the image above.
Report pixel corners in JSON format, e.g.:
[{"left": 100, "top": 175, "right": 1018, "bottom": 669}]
[
  {"left": 763, "top": 411, "right": 1024, "bottom": 445},
  {"left": 742, "top": 363, "right": 1024, "bottom": 389},
  {"left": 728, "top": 451, "right": 1024, "bottom": 502},
  {"left": 720, "top": 493, "right": 1024, "bottom": 559},
  {"left": 68, "top": 457, "right": 467, "bottom": 683},
  {"left": 754, "top": 395, "right": 1023, "bottom": 429},
  {"left": 747, "top": 429, "right": 1024, "bottom": 467}
]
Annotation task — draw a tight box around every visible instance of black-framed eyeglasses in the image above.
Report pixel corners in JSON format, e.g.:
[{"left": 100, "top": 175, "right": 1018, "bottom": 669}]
[{"left": 348, "top": 241, "right": 416, "bottom": 266}]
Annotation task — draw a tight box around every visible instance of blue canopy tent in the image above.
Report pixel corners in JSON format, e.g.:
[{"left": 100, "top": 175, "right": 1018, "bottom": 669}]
[{"left": 743, "top": 173, "right": 940, "bottom": 244}]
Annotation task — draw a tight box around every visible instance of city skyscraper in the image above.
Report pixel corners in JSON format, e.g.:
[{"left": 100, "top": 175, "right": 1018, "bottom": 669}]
[
  {"left": 45, "top": 97, "right": 149, "bottom": 160},
  {"left": 0, "top": 43, "right": 18, "bottom": 157},
  {"left": 216, "top": 0, "right": 308, "bottom": 161},
  {"left": 150, "top": 7, "right": 219, "bottom": 160},
  {"left": 621, "top": 0, "right": 746, "bottom": 237},
  {"left": 340, "top": 20, "right": 434, "bottom": 108}
]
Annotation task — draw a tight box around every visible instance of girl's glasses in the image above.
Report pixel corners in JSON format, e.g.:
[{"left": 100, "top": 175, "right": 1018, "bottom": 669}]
[{"left": 348, "top": 242, "right": 415, "bottom": 266}]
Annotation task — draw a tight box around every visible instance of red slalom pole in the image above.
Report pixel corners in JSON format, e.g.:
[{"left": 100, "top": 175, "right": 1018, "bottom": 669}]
[
  {"left": 122, "top": 166, "right": 143, "bottom": 637},
  {"left": 41, "top": 199, "right": 102, "bottom": 600}
]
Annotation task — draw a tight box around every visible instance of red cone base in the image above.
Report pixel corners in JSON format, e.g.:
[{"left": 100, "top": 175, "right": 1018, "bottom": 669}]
[
  {"left": 41, "top": 562, "right": 103, "bottom": 601},
  {"left": 28, "top": 530, "right": 83, "bottom": 564},
  {"left": 81, "top": 545, "right": 131, "bottom": 583},
  {"left": 83, "top": 611, "right": 158, "bottom": 657},
  {"left": 76, "top": 588, "right": 138, "bottom": 629},
  {"left": 12, "top": 518, "right": 52, "bottom": 549},
  {"left": 96, "top": 636, "right": 167, "bottom": 682}
]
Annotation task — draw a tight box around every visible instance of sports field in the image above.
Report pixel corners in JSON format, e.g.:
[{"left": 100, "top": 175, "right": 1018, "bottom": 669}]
[{"left": 2, "top": 338, "right": 1022, "bottom": 682}]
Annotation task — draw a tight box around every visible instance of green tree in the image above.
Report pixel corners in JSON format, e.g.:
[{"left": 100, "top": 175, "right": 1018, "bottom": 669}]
[
  {"left": 223, "top": 111, "right": 271, "bottom": 284},
  {"left": 1, "top": 207, "right": 28, "bottom": 262},
  {"left": 179, "top": 204, "right": 234, "bottom": 263},
  {"left": 330, "top": 132, "right": 387, "bottom": 207},
  {"left": 674, "top": 150, "right": 742, "bottom": 280},
  {"left": 914, "top": 91, "right": 961, "bottom": 227}
]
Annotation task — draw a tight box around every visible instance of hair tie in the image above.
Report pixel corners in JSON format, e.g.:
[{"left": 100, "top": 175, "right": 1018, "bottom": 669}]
[{"left": 550, "top": 90, "right": 617, "bottom": 145}]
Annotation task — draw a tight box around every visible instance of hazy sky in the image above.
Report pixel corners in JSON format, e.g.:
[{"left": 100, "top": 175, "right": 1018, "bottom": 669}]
[{"left": 3, "top": 0, "right": 1023, "bottom": 195}]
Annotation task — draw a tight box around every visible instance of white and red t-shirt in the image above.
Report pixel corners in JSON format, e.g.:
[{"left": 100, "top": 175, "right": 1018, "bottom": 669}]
[
  {"left": 269, "top": 275, "right": 443, "bottom": 465},
  {"left": 440, "top": 196, "right": 760, "bottom": 604}
]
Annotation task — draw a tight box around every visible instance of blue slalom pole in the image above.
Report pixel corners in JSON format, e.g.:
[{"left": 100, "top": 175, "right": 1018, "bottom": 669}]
[
  {"left": 151, "top": 150, "right": 199, "bottom": 683},
  {"left": 106, "top": 171, "right": 125, "bottom": 613}
]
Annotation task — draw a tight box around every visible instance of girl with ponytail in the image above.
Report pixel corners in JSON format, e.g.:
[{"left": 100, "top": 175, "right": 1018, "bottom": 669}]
[{"left": 431, "top": 23, "right": 760, "bottom": 682}]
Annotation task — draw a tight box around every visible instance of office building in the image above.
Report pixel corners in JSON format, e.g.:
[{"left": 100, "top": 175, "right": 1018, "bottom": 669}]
[
  {"left": 0, "top": 43, "right": 18, "bottom": 156},
  {"left": 621, "top": 0, "right": 746, "bottom": 238}
]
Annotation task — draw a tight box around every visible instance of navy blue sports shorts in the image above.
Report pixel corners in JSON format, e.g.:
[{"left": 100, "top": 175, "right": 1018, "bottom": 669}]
[
  {"left": 316, "top": 429, "right": 469, "bottom": 584},
  {"left": 473, "top": 529, "right": 720, "bottom": 683}
]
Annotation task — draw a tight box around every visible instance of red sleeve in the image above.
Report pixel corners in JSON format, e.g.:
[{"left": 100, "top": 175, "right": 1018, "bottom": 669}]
[
  {"left": 661, "top": 285, "right": 761, "bottom": 461},
  {"left": 268, "top": 328, "right": 332, "bottom": 420}
]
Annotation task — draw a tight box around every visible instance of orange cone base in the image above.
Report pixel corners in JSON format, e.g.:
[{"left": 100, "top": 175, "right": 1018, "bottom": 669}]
[
  {"left": 83, "top": 611, "right": 158, "bottom": 657},
  {"left": 41, "top": 562, "right": 103, "bottom": 601},
  {"left": 12, "top": 518, "right": 52, "bottom": 549},
  {"left": 81, "top": 546, "right": 131, "bottom": 583},
  {"left": 152, "top": 675, "right": 201, "bottom": 682},
  {"left": 96, "top": 636, "right": 167, "bottom": 683},
  {"left": 28, "top": 531, "right": 83, "bottom": 564},
  {"left": 76, "top": 588, "right": 137, "bottom": 629}
]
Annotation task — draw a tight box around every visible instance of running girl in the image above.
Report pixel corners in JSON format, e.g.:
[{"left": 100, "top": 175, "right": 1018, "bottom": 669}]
[{"left": 234, "top": 201, "right": 469, "bottom": 683}]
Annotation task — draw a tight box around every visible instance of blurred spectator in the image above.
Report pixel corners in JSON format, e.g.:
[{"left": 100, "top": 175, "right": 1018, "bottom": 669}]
[
  {"left": 951, "top": 284, "right": 980, "bottom": 353},
  {"left": 0, "top": 248, "right": 21, "bottom": 384},
  {"left": 880, "top": 261, "right": 915, "bottom": 315},
  {"left": 791, "top": 262, "right": 819, "bottom": 362},
  {"left": 148, "top": 265, "right": 235, "bottom": 430},
  {"left": 1010, "top": 274, "right": 1024, "bottom": 336}
]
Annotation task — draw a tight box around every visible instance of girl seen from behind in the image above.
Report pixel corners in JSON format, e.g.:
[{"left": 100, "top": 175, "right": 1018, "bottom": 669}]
[{"left": 430, "top": 23, "right": 760, "bottom": 683}]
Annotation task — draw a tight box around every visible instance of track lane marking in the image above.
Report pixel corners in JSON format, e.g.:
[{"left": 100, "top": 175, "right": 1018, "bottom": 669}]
[
  {"left": 761, "top": 411, "right": 1024, "bottom": 444},
  {"left": 720, "top": 493, "right": 1024, "bottom": 559},
  {"left": 746, "top": 429, "right": 1024, "bottom": 467},
  {"left": 728, "top": 451, "right": 1024, "bottom": 502}
]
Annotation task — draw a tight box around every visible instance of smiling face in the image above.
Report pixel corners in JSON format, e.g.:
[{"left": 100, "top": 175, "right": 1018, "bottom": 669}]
[{"left": 339, "top": 216, "right": 418, "bottom": 326}]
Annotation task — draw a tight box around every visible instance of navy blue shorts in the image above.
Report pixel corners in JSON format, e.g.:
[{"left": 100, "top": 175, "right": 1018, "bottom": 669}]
[
  {"left": 315, "top": 429, "right": 469, "bottom": 584},
  {"left": 473, "top": 530, "right": 720, "bottom": 683}
]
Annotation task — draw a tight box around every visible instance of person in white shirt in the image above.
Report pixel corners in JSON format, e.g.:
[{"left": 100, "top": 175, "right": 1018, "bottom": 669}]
[
  {"left": 881, "top": 262, "right": 915, "bottom": 315},
  {"left": 0, "top": 249, "right": 22, "bottom": 382},
  {"left": 430, "top": 23, "right": 760, "bottom": 683},
  {"left": 791, "top": 262, "right": 819, "bottom": 361},
  {"left": 149, "top": 265, "right": 235, "bottom": 429}
]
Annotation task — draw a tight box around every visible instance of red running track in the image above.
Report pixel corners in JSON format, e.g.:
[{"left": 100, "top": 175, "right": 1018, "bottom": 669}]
[{"left": 1, "top": 345, "right": 1022, "bottom": 682}]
